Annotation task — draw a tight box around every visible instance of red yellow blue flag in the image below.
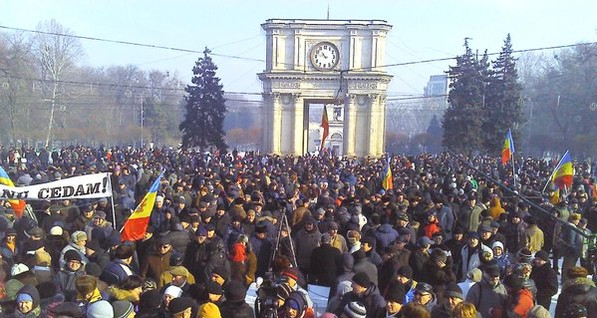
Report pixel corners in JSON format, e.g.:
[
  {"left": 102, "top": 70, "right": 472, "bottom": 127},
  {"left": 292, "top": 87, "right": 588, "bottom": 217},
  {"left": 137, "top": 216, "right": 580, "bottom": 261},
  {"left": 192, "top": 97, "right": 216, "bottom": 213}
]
[
  {"left": 382, "top": 158, "right": 393, "bottom": 190},
  {"left": 551, "top": 150, "right": 574, "bottom": 190},
  {"left": 501, "top": 129, "right": 515, "bottom": 165},
  {"left": 0, "top": 165, "right": 25, "bottom": 219},
  {"left": 121, "top": 171, "right": 164, "bottom": 241}
]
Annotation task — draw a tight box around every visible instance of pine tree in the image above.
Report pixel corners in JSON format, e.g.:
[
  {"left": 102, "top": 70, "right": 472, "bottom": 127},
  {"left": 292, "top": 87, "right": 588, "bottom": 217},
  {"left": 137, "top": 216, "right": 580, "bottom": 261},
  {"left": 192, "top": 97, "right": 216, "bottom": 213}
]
[
  {"left": 179, "top": 48, "right": 227, "bottom": 151},
  {"left": 442, "top": 39, "right": 486, "bottom": 154},
  {"left": 483, "top": 34, "right": 522, "bottom": 153}
]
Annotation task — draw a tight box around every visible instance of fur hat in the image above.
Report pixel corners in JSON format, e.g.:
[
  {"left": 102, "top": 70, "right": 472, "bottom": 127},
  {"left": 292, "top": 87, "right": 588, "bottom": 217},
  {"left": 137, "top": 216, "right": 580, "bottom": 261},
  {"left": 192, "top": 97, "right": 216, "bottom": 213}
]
[{"left": 467, "top": 268, "right": 482, "bottom": 282}]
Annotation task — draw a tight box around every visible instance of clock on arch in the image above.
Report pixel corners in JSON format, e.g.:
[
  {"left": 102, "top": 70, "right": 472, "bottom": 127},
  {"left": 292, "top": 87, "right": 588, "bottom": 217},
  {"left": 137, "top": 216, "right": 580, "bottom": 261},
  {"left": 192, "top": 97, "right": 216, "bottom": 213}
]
[{"left": 310, "top": 41, "right": 339, "bottom": 71}]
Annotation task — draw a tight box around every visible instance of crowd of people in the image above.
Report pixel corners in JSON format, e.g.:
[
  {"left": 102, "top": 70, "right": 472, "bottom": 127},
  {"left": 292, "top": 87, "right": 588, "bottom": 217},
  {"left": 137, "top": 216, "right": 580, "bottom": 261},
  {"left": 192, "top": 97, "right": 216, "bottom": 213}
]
[{"left": 0, "top": 145, "right": 596, "bottom": 318}]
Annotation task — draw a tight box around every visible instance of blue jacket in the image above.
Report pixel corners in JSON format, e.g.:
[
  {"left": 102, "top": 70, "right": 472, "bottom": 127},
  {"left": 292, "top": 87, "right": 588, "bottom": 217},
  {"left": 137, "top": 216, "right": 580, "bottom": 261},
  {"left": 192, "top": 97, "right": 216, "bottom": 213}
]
[{"left": 100, "top": 259, "right": 135, "bottom": 286}]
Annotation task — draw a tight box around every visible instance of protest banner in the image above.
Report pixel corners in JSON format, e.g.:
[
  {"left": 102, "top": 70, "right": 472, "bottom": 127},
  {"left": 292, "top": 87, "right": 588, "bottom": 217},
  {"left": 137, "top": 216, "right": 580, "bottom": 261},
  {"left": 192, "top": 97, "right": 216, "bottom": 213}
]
[{"left": 0, "top": 173, "right": 112, "bottom": 201}]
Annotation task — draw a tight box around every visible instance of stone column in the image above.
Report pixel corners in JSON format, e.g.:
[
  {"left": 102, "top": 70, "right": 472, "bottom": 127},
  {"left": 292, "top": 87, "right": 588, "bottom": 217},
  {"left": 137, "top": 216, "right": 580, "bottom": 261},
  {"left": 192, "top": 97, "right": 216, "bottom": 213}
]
[
  {"left": 368, "top": 94, "right": 381, "bottom": 155},
  {"left": 280, "top": 94, "right": 294, "bottom": 154},
  {"left": 271, "top": 93, "right": 282, "bottom": 154},
  {"left": 292, "top": 93, "right": 304, "bottom": 155},
  {"left": 343, "top": 94, "right": 357, "bottom": 157}
]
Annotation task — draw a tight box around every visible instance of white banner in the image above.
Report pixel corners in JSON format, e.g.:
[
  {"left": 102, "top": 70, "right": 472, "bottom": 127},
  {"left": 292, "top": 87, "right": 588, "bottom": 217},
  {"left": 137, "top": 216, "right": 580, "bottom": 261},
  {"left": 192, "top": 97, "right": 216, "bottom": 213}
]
[{"left": 0, "top": 173, "right": 112, "bottom": 201}]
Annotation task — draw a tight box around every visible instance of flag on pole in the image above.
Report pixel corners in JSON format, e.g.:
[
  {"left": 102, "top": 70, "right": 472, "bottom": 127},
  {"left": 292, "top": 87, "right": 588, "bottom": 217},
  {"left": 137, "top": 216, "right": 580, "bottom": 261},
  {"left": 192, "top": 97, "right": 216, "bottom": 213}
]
[
  {"left": 501, "top": 129, "right": 515, "bottom": 165},
  {"left": 121, "top": 171, "right": 164, "bottom": 241},
  {"left": 382, "top": 158, "right": 393, "bottom": 190},
  {"left": 0, "top": 165, "right": 25, "bottom": 219},
  {"left": 551, "top": 150, "right": 574, "bottom": 190},
  {"left": 320, "top": 105, "right": 329, "bottom": 150}
]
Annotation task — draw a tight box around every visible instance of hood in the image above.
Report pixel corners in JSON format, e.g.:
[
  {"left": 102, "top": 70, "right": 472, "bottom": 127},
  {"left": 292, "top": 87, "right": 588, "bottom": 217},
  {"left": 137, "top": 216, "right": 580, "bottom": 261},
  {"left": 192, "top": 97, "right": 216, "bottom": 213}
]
[
  {"left": 563, "top": 277, "right": 596, "bottom": 294},
  {"left": 16, "top": 284, "right": 41, "bottom": 309},
  {"left": 341, "top": 253, "right": 354, "bottom": 272},
  {"left": 490, "top": 197, "right": 502, "bottom": 208},
  {"left": 379, "top": 223, "right": 395, "bottom": 234}
]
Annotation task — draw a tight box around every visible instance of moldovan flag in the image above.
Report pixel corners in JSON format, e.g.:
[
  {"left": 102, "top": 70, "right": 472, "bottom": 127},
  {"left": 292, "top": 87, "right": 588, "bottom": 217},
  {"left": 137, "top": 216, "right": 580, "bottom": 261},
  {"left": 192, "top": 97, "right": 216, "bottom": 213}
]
[
  {"left": 121, "top": 171, "right": 164, "bottom": 241},
  {"left": 501, "top": 129, "right": 515, "bottom": 165},
  {"left": 0, "top": 165, "right": 25, "bottom": 219},
  {"left": 320, "top": 105, "right": 329, "bottom": 150},
  {"left": 382, "top": 159, "right": 393, "bottom": 190},
  {"left": 551, "top": 150, "right": 574, "bottom": 190}
]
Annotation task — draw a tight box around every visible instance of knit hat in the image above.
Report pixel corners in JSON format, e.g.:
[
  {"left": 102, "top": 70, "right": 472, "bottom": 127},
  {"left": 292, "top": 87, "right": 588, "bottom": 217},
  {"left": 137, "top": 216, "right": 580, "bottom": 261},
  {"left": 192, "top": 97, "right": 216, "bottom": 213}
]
[
  {"left": 64, "top": 250, "right": 82, "bottom": 262},
  {"left": 484, "top": 265, "right": 501, "bottom": 278},
  {"left": 385, "top": 286, "right": 405, "bottom": 304},
  {"left": 397, "top": 265, "right": 413, "bottom": 279},
  {"left": 343, "top": 301, "right": 367, "bottom": 318},
  {"left": 4, "top": 279, "right": 24, "bottom": 301},
  {"left": 351, "top": 272, "right": 371, "bottom": 289},
  {"left": 112, "top": 300, "right": 134, "bottom": 318},
  {"left": 199, "top": 302, "right": 221, "bottom": 318},
  {"left": 138, "top": 290, "right": 162, "bottom": 311},
  {"left": 71, "top": 231, "right": 87, "bottom": 242},
  {"left": 527, "top": 305, "right": 551, "bottom": 318},
  {"left": 503, "top": 274, "right": 524, "bottom": 291},
  {"left": 163, "top": 285, "right": 183, "bottom": 298},
  {"left": 444, "top": 283, "right": 463, "bottom": 300},
  {"left": 467, "top": 268, "right": 482, "bottom": 282},
  {"left": 225, "top": 280, "right": 247, "bottom": 302},
  {"left": 467, "top": 231, "right": 480, "bottom": 240},
  {"left": 86, "top": 300, "right": 113, "bottom": 318},
  {"left": 282, "top": 267, "right": 299, "bottom": 281},
  {"left": 534, "top": 250, "right": 550, "bottom": 262},
  {"left": 206, "top": 281, "right": 223, "bottom": 296},
  {"left": 168, "top": 297, "right": 195, "bottom": 315}
]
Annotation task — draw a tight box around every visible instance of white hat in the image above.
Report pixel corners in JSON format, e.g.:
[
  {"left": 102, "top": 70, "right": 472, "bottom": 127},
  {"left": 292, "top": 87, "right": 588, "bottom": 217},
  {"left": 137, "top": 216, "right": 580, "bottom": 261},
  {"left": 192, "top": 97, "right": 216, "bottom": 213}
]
[
  {"left": 163, "top": 285, "right": 183, "bottom": 298},
  {"left": 50, "top": 225, "right": 63, "bottom": 236},
  {"left": 11, "top": 263, "right": 29, "bottom": 276},
  {"left": 156, "top": 196, "right": 164, "bottom": 202}
]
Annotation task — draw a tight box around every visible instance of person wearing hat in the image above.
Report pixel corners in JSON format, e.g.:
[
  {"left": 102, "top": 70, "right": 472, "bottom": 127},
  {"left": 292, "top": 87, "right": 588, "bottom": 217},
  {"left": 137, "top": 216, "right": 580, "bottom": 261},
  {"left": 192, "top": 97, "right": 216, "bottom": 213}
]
[
  {"left": 373, "top": 220, "right": 399, "bottom": 254},
  {"left": 496, "top": 273, "right": 533, "bottom": 318},
  {"left": 422, "top": 210, "right": 442, "bottom": 239},
  {"left": 409, "top": 236, "right": 433, "bottom": 282},
  {"left": 59, "top": 231, "right": 89, "bottom": 269},
  {"left": 491, "top": 241, "right": 511, "bottom": 277},
  {"left": 100, "top": 244, "right": 137, "bottom": 286},
  {"left": 458, "top": 231, "right": 492, "bottom": 281},
  {"left": 430, "top": 283, "right": 463, "bottom": 317},
  {"left": 183, "top": 226, "right": 210, "bottom": 284},
  {"left": 334, "top": 272, "right": 385, "bottom": 318},
  {"left": 161, "top": 265, "right": 192, "bottom": 296},
  {"left": 205, "top": 280, "right": 225, "bottom": 306},
  {"left": 420, "top": 249, "right": 456, "bottom": 299},
  {"left": 555, "top": 266, "right": 597, "bottom": 318},
  {"left": 56, "top": 250, "right": 86, "bottom": 301},
  {"left": 530, "top": 251, "right": 557, "bottom": 310},
  {"left": 310, "top": 233, "right": 341, "bottom": 287},
  {"left": 72, "top": 204, "right": 96, "bottom": 232},
  {"left": 281, "top": 267, "right": 313, "bottom": 308},
  {"left": 524, "top": 215, "right": 544, "bottom": 254},
  {"left": 341, "top": 301, "right": 366, "bottom": 318},
  {"left": 14, "top": 284, "right": 41, "bottom": 317},
  {"left": 381, "top": 281, "right": 405, "bottom": 317},
  {"left": 443, "top": 226, "right": 466, "bottom": 281},
  {"left": 412, "top": 282, "right": 436, "bottom": 311},
  {"left": 198, "top": 301, "right": 222, "bottom": 318},
  {"left": 465, "top": 265, "right": 507, "bottom": 318},
  {"left": 457, "top": 268, "right": 482, "bottom": 300},
  {"left": 293, "top": 216, "right": 322, "bottom": 279},
  {"left": 560, "top": 213, "right": 583, "bottom": 284},
  {"left": 168, "top": 296, "right": 196, "bottom": 318},
  {"left": 86, "top": 210, "right": 116, "bottom": 242},
  {"left": 352, "top": 249, "right": 378, "bottom": 288},
  {"left": 86, "top": 299, "right": 113, "bottom": 318},
  {"left": 219, "top": 280, "right": 254, "bottom": 318},
  {"left": 142, "top": 236, "right": 174, "bottom": 281},
  {"left": 250, "top": 221, "right": 273, "bottom": 278}
]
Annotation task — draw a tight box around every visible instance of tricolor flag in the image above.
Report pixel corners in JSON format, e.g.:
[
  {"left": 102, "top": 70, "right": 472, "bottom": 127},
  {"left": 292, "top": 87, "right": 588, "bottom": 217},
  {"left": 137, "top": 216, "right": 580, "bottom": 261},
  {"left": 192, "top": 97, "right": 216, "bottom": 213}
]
[
  {"left": 121, "top": 171, "right": 164, "bottom": 241},
  {"left": 501, "top": 129, "right": 515, "bottom": 165},
  {"left": 320, "top": 105, "right": 329, "bottom": 150},
  {"left": 551, "top": 150, "right": 574, "bottom": 190},
  {"left": 381, "top": 158, "right": 393, "bottom": 190},
  {"left": 0, "top": 165, "right": 26, "bottom": 219}
]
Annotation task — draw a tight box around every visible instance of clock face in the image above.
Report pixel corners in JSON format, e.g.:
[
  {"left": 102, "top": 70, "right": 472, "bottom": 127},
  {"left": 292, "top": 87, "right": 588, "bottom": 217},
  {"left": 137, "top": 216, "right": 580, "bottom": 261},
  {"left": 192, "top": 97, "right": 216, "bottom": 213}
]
[{"left": 310, "top": 42, "right": 339, "bottom": 71}]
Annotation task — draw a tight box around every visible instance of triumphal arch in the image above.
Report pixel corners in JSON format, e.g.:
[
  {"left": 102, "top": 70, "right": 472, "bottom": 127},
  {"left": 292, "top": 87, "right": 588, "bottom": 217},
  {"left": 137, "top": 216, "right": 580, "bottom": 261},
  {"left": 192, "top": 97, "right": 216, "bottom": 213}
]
[{"left": 258, "top": 19, "right": 393, "bottom": 157}]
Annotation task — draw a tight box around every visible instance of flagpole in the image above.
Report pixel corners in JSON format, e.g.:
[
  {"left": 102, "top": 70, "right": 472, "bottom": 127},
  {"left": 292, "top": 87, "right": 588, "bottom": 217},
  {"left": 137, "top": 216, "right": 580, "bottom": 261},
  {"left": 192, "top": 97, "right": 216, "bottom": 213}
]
[
  {"left": 511, "top": 154, "right": 516, "bottom": 189},
  {"left": 108, "top": 174, "right": 117, "bottom": 230}
]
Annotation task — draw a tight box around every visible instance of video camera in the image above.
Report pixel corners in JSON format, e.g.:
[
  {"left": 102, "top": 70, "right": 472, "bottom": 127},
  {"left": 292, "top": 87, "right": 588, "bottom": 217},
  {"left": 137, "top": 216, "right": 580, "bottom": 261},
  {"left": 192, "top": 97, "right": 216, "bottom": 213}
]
[{"left": 255, "top": 272, "right": 288, "bottom": 318}]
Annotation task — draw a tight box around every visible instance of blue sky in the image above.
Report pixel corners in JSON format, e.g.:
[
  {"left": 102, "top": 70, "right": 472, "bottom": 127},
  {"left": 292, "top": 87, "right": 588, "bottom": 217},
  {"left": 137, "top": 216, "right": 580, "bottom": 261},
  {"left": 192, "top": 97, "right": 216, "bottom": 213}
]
[{"left": 2, "top": 0, "right": 596, "bottom": 96}]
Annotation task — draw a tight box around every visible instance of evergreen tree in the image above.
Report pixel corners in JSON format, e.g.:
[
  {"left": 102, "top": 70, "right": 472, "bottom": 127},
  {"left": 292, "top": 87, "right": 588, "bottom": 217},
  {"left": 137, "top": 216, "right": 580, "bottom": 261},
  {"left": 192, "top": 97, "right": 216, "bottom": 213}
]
[
  {"left": 483, "top": 34, "right": 522, "bottom": 153},
  {"left": 179, "top": 48, "right": 227, "bottom": 151},
  {"left": 427, "top": 114, "right": 442, "bottom": 137},
  {"left": 442, "top": 39, "right": 487, "bottom": 154}
]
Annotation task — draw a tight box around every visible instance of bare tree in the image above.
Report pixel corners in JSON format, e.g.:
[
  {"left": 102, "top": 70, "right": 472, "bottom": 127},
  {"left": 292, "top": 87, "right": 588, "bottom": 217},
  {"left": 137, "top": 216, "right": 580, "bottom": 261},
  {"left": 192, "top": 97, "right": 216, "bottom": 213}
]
[{"left": 32, "top": 19, "right": 84, "bottom": 147}]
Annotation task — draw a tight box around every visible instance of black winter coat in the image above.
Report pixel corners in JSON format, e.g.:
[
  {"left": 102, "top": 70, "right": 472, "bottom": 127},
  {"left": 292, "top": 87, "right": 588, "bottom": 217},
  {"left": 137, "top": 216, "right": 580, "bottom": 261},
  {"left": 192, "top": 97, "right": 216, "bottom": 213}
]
[
  {"left": 219, "top": 300, "right": 255, "bottom": 318},
  {"left": 555, "top": 277, "right": 597, "bottom": 318}
]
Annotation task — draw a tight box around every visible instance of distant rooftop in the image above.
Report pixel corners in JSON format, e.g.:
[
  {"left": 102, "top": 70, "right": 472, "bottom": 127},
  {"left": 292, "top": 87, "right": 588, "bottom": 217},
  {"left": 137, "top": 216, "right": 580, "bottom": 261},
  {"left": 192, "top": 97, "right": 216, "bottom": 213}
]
[{"left": 262, "top": 19, "right": 392, "bottom": 28}]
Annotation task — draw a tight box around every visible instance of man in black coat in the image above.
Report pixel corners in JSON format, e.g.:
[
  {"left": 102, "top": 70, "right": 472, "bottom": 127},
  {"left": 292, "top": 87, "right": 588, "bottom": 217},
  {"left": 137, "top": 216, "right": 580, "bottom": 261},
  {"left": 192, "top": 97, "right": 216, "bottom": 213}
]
[
  {"left": 529, "top": 250, "right": 558, "bottom": 310},
  {"left": 310, "top": 233, "right": 341, "bottom": 286},
  {"left": 219, "top": 280, "right": 254, "bottom": 318}
]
